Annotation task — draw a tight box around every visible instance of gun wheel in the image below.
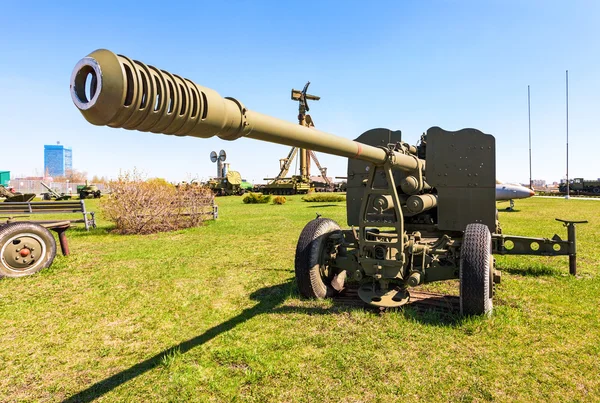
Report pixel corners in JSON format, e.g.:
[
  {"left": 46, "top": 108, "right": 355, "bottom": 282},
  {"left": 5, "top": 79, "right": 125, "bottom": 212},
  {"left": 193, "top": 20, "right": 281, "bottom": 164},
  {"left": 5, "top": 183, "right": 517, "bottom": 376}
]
[
  {"left": 0, "top": 222, "right": 57, "bottom": 278},
  {"left": 295, "top": 218, "right": 343, "bottom": 299},
  {"left": 460, "top": 223, "right": 493, "bottom": 316}
]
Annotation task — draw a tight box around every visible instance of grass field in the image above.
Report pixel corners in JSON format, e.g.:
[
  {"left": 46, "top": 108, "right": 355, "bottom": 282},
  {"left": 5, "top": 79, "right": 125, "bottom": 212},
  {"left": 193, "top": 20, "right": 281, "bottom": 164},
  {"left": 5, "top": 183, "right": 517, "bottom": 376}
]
[{"left": 1, "top": 196, "right": 599, "bottom": 402}]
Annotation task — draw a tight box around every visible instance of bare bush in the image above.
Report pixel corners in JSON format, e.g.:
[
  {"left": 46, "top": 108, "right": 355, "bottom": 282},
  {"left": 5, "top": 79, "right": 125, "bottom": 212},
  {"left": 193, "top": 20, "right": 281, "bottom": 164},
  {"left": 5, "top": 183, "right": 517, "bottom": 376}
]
[
  {"left": 101, "top": 171, "right": 215, "bottom": 234},
  {"left": 50, "top": 169, "right": 88, "bottom": 183}
]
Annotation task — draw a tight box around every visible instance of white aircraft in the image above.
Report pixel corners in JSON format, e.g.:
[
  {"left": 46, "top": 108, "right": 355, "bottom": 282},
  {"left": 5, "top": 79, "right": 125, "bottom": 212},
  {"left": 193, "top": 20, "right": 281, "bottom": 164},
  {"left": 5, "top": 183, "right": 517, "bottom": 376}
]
[{"left": 496, "top": 181, "right": 535, "bottom": 210}]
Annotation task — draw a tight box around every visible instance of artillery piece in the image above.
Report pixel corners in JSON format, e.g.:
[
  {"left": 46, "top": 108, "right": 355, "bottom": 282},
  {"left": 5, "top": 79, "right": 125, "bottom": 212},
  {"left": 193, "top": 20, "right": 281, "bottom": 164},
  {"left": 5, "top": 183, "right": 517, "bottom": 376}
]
[
  {"left": 70, "top": 49, "right": 587, "bottom": 315},
  {"left": 40, "top": 181, "right": 71, "bottom": 200},
  {"left": 0, "top": 185, "right": 35, "bottom": 203}
]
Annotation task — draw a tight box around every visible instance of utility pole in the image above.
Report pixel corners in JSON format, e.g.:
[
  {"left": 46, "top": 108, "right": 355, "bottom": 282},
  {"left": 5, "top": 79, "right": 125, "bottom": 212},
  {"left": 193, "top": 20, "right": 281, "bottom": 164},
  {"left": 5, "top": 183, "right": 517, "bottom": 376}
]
[
  {"left": 566, "top": 70, "right": 570, "bottom": 199},
  {"left": 528, "top": 85, "right": 532, "bottom": 190}
]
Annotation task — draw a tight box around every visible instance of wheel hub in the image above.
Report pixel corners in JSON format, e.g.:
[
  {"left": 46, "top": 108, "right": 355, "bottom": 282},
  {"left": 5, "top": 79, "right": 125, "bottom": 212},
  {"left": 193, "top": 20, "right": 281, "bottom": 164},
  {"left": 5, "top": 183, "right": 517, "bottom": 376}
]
[{"left": 1, "top": 234, "right": 45, "bottom": 273}]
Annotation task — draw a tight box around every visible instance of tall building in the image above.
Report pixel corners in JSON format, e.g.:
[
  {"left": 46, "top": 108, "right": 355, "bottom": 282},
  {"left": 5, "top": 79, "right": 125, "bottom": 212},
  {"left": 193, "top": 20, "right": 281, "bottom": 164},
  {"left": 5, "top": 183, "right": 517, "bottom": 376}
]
[{"left": 44, "top": 143, "right": 72, "bottom": 177}]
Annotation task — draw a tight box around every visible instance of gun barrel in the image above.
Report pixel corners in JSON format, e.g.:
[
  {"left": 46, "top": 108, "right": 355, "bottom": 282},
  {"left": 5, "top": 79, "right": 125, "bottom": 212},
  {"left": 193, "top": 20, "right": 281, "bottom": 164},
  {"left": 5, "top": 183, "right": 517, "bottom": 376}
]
[{"left": 70, "top": 49, "right": 421, "bottom": 171}]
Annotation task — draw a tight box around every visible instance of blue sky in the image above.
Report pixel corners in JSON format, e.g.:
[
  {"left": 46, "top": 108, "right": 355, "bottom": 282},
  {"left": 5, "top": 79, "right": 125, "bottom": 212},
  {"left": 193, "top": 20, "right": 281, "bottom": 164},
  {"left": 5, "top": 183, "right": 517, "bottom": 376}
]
[{"left": 0, "top": 1, "right": 598, "bottom": 185}]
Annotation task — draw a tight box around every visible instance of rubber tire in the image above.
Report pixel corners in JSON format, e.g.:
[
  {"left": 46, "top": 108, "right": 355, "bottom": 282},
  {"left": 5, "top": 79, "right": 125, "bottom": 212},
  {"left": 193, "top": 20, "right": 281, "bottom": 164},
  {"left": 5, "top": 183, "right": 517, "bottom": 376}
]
[
  {"left": 295, "top": 218, "right": 341, "bottom": 299},
  {"left": 460, "top": 223, "right": 493, "bottom": 316},
  {"left": 0, "top": 222, "right": 57, "bottom": 278}
]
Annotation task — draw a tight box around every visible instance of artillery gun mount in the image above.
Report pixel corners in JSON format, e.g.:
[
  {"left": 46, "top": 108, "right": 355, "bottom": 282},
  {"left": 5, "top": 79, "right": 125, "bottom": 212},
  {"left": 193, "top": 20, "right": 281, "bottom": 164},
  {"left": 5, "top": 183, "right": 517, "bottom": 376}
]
[{"left": 70, "top": 49, "right": 587, "bottom": 316}]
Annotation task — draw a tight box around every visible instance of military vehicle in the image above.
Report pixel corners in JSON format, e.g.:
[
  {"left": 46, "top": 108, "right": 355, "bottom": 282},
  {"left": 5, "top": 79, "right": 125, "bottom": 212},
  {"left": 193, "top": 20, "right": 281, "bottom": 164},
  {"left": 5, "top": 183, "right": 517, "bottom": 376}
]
[
  {"left": 40, "top": 181, "right": 72, "bottom": 200},
  {"left": 240, "top": 179, "right": 254, "bottom": 192},
  {"left": 262, "top": 175, "right": 311, "bottom": 195},
  {"left": 70, "top": 49, "right": 587, "bottom": 315},
  {"left": 0, "top": 185, "right": 36, "bottom": 203},
  {"left": 207, "top": 171, "right": 245, "bottom": 196},
  {"left": 207, "top": 150, "right": 245, "bottom": 196},
  {"left": 77, "top": 182, "right": 101, "bottom": 199},
  {"left": 262, "top": 82, "right": 332, "bottom": 195},
  {"left": 559, "top": 178, "right": 600, "bottom": 194},
  {"left": 334, "top": 177, "right": 348, "bottom": 192}
]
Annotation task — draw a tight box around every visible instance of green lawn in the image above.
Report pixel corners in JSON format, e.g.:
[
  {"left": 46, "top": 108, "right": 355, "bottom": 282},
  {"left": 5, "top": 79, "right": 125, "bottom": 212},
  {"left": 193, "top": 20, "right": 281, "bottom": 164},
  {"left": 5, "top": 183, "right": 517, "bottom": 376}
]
[{"left": 1, "top": 196, "right": 599, "bottom": 402}]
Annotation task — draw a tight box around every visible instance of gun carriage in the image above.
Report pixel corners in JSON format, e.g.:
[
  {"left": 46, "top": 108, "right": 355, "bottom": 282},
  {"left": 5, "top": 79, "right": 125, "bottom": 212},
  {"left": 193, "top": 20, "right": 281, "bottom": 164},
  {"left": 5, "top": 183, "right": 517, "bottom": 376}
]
[{"left": 70, "top": 49, "right": 586, "bottom": 315}]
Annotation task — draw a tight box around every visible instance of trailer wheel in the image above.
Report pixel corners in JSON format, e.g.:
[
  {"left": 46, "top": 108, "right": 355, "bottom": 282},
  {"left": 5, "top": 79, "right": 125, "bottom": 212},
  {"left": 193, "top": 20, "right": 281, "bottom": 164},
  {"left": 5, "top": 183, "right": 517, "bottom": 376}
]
[
  {"left": 295, "top": 218, "right": 342, "bottom": 299},
  {"left": 460, "top": 223, "right": 493, "bottom": 316},
  {"left": 0, "top": 222, "right": 57, "bottom": 278}
]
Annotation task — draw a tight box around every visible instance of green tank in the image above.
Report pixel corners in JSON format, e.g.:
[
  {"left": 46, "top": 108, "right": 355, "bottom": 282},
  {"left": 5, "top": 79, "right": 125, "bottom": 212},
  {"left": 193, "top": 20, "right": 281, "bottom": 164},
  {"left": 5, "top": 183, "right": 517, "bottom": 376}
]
[
  {"left": 77, "top": 182, "right": 101, "bottom": 199},
  {"left": 70, "top": 49, "right": 588, "bottom": 316}
]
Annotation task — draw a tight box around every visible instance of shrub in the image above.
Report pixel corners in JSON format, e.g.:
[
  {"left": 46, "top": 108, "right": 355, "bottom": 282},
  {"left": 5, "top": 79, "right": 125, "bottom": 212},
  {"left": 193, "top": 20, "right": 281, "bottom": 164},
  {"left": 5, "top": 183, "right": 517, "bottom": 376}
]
[
  {"left": 272, "top": 196, "right": 286, "bottom": 205},
  {"left": 242, "top": 192, "right": 271, "bottom": 204},
  {"left": 302, "top": 193, "right": 346, "bottom": 202},
  {"left": 101, "top": 170, "right": 215, "bottom": 234}
]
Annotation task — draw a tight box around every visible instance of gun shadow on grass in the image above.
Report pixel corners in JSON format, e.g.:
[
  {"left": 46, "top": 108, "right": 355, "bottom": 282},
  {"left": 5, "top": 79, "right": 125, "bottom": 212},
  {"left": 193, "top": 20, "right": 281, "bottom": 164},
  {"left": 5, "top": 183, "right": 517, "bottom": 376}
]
[{"left": 63, "top": 279, "right": 461, "bottom": 402}]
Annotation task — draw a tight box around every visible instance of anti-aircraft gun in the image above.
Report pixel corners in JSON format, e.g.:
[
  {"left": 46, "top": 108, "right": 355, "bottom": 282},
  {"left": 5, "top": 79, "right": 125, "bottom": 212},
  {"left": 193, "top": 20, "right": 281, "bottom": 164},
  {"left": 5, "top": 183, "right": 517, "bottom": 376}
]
[{"left": 70, "top": 49, "right": 587, "bottom": 315}]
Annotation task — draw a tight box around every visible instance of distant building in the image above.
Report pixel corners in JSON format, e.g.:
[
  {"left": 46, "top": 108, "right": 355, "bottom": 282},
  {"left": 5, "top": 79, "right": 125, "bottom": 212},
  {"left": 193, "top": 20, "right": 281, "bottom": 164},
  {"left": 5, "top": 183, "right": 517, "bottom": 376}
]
[
  {"left": 532, "top": 179, "right": 546, "bottom": 187},
  {"left": 0, "top": 171, "right": 9, "bottom": 186},
  {"left": 44, "top": 144, "right": 72, "bottom": 177}
]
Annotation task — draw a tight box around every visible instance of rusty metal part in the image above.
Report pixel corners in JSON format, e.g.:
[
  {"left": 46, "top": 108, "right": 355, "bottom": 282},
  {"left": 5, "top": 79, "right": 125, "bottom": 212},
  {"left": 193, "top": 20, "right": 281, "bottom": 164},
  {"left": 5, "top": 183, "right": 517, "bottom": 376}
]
[
  {"left": 335, "top": 284, "right": 459, "bottom": 314},
  {"left": 41, "top": 222, "right": 71, "bottom": 256}
]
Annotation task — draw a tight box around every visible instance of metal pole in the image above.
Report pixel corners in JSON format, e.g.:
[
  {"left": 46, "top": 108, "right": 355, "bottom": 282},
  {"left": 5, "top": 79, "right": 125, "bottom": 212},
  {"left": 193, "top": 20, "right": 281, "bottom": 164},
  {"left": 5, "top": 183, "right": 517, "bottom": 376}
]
[
  {"left": 568, "top": 223, "right": 576, "bottom": 275},
  {"left": 566, "top": 70, "right": 570, "bottom": 199},
  {"left": 528, "top": 85, "right": 532, "bottom": 190}
]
